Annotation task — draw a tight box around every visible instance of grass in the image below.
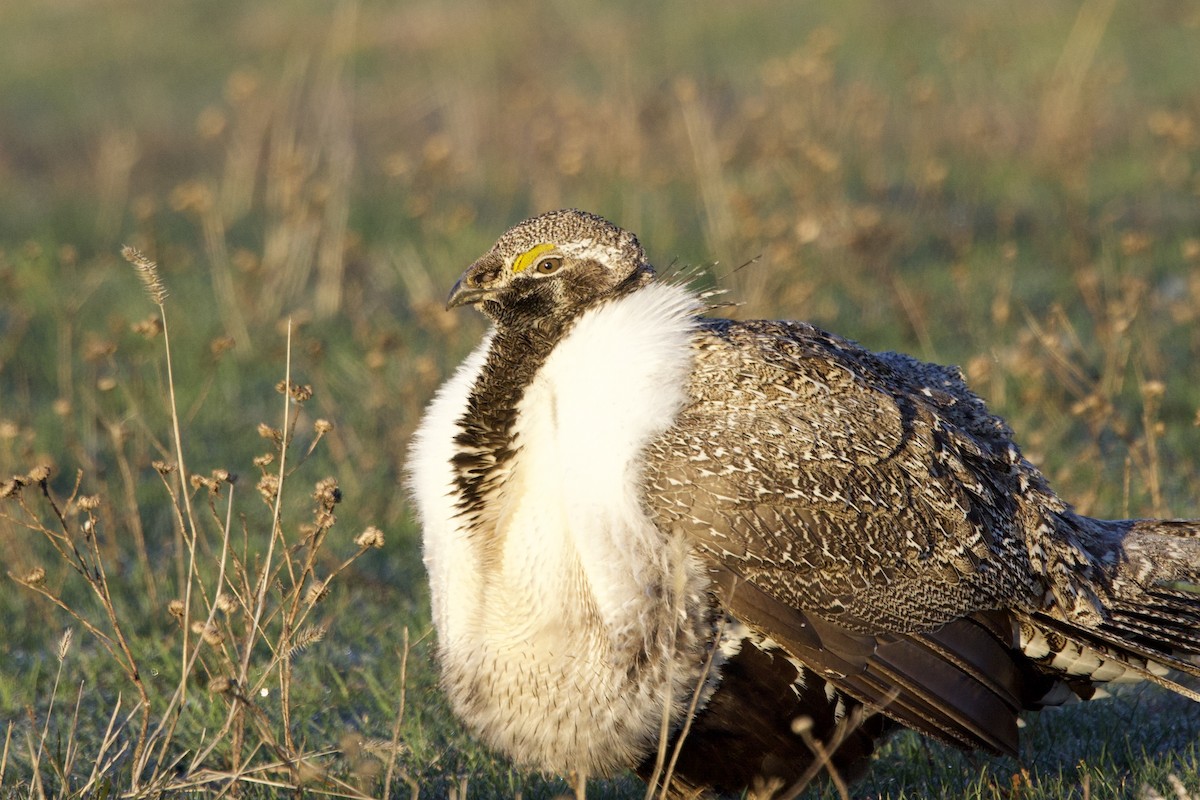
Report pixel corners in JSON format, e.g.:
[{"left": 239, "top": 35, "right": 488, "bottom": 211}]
[{"left": 1, "top": 0, "right": 1199, "bottom": 797}]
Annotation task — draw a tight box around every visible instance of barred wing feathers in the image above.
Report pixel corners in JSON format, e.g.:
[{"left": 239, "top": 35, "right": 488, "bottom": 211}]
[{"left": 643, "top": 317, "right": 1200, "bottom": 754}]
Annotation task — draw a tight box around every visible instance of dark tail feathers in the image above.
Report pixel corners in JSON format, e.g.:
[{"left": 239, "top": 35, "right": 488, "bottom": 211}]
[{"left": 1021, "top": 518, "right": 1200, "bottom": 703}]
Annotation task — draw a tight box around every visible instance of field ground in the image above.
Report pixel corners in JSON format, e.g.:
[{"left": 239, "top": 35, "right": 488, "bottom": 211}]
[{"left": 1, "top": 0, "right": 1199, "bottom": 797}]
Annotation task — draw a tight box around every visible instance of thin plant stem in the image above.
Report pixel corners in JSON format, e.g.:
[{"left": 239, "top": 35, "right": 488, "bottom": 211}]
[{"left": 381, "top": 627, "right": 410, "bottom": 800}]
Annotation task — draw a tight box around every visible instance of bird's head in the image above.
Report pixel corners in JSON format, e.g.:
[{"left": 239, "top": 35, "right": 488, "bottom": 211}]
[{"left": 447, "top": 209, "right": 655, "bottom": 329}]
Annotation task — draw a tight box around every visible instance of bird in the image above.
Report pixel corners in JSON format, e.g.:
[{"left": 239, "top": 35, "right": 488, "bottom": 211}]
[{"left": 406, "top": 208, "right": 1200, "bottom": 798}]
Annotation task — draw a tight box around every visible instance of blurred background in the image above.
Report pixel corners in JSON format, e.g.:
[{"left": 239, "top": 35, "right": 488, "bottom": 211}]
[{"left": 2, "top": 0, "right": 1199, "bottom": 796}]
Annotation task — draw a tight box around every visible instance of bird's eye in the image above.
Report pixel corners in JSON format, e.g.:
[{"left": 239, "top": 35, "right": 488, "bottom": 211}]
[{"left": 535, "top": 257, "right": 563, "bottom": 274}]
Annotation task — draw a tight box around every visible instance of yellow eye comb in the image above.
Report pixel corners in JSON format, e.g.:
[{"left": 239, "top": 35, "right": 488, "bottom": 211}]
[{"left": 512, "top": 243, "right": 557, "bottom": 273}]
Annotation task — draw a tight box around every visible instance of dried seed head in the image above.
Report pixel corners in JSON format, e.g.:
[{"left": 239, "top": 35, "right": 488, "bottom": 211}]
[
  {"left": 191, "top": 621, "right": 224, "bottom": 646},
  {"left": 211, "top": 468, "right": 233, "bottom": 484},
  {"left": 289, "top": 623, "right": 327, "bottom": 659},
  {"left": 253, "top": 453, "right": 275, "bottom": 468},
  {"left": 360, "top": 738, "right": 409, "bottom": 760},
  {"left": 208, "top": 676, "right": 233, "bottom": 695},
  {"left": 257, "top": 423, "right": 282, "bottom": 443},
  {"left": 351, "top": 757, "right": 384, "bottom": 781},
  {"left": 132, "top": 315, "right": 163, "bottom": 338},
  {"left": 0, "top": 478, "right": 22, "bottom": 499},
  {"left": 276, "top": 380, "right": 314, "bottom": 403},
  {"left": 215, "top": 593, "right": 238, "bottom": 614},
  {"left": 313, "top": 477, "right": 341, "bottom": 509},
  {"left": 121, "top": 246, "right": 169, "bottom": 305},
  {"left": 108, "top": 422, "right": 129, "bottom": 444},
  {"left": 340, "top": 732, "right": 366, "bottom": 760},
  {"left": 257, "top": 474, "right": 280, "bottom": 503},
  {"left": 153, "top": 460, "right": 178, "bottom": 475},
  {"left": 193, "top": 474, "right": 226, "bottom": 495},
  {"left": 1141, "top": 380, "right": 1166, "bottom": 399},
  {"left": 313, "top": 418, "right": 333, "bottom": 435},
  {"left": 168, "top": 181, "right": 214, "bottom": 215},
  {"left": 1119, "top": 230, "right": 1153, "bottom": 257},
  {"left": 355, "top": 526, "right": 385, "bottom": 549},
  {"left": 791, "top": 715, "right": 814, "bottom": 735},
  {"left": 168, "top": 599, "right": 186, "bottom": 620},
  {"left": 21, "top": 566, "right": 47, "bottom": 585},
  {"left": 209, "top": 336, "right": 236, "bottom": 359},
  {"left": 83, "top": 338, "right": 117, "bottom": 363},
  {"left": 304, "top": 580, "right": 330, "bottom": 606},
  {"left": 77, "top": 495, "right": 102, "bottom": 511},
  {"left": 296, "top": 759, "right": 326, "bottom": 785},
  {"left": 27, "top": 465, "right": 52, "bottom": 483},
  {"left": 57, "top": 628, "right": 74, "bottom": 661}
]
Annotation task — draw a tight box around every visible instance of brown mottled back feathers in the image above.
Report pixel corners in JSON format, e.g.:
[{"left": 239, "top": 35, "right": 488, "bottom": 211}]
[
  {"left": 643, "top": 315, "right": 1200, "bottom": 754},
  {"left": 645, "top": 318, "right": 1047, "bottom": 631}
]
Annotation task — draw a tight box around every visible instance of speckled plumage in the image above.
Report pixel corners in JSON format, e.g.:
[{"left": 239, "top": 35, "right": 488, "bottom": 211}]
[{"left": 408, "top": 209, "right": 1200, "bottom": 798}]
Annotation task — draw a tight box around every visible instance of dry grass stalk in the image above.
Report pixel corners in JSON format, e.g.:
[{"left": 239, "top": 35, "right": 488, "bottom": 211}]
[
  {"left": 3, "top": 467, "right": 156, "bottom": 788},
  {"left": 0, "top": 723, "right": 9, "bottom": 790},
  {"left": 5, "top": 249, "right": 388, "bottom": 798},
  {"left": 382, "top": 627, "right": 415, "bottom": 800}
]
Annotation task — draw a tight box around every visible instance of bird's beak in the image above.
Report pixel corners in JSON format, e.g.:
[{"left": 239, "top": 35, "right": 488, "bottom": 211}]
[
  {"left": 445, "top": 256, "right": 502, "bottom": 310},
  {"left": 445, "top": 277, "right": 489, "bottom": 310}
]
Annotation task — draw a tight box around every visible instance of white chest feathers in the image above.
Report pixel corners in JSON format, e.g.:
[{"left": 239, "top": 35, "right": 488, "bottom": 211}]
[{"left": 407, "top": 283, "right": 712, "bottom": 775}]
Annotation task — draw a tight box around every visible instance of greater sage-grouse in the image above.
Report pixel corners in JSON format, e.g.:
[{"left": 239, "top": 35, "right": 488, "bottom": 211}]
[{"left": 408, "top": 209, "right": 1200, "bottom": 797}]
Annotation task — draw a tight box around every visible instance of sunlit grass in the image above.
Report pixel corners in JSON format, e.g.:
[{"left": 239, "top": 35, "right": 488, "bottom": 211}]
[{"left": 1, "top": 0, "right": 1199, "bottom": 797}]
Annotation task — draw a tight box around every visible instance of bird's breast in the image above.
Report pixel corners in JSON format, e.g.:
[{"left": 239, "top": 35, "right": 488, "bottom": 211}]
[{"left": 410, "top": 283, "right": 714, "bottom": 774}]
